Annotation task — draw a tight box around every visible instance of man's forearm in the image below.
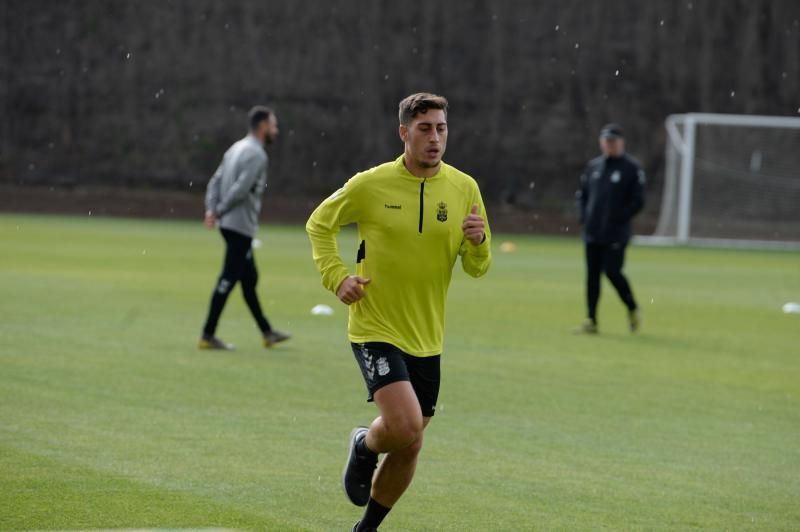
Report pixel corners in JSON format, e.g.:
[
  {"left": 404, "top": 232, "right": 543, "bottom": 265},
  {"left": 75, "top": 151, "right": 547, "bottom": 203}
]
[{"left": 306, "top": 223, "right": 350, "bottom": 293}]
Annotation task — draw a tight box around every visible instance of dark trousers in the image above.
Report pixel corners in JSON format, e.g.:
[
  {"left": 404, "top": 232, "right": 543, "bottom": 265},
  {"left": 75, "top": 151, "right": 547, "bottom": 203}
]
[
  {"left": 585, "top": 242, "right": 638, "bottom": 321},
  {"left": 202, "top": 228, "right": 271, "bottom": 336}
]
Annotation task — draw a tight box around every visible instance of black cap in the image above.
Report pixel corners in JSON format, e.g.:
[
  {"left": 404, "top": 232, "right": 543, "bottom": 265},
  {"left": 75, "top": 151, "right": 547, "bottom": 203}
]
[{"left": 600, "top": 123, "right": 624, "bottom": 139}]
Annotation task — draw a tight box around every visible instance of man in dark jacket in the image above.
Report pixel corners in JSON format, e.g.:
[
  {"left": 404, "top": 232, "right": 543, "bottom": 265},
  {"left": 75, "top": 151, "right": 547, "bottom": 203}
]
[{"left": 577, "top": 123, "right": 645, "bottom": 334}]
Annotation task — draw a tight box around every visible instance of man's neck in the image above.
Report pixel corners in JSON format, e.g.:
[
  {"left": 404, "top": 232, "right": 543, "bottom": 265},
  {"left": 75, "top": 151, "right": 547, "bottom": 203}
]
[
  {"left": 402, "top": 154, "right": 440, "bottom": 178},
  {"left": 248, "top": 132, "right": 266, "bottom": 149}
]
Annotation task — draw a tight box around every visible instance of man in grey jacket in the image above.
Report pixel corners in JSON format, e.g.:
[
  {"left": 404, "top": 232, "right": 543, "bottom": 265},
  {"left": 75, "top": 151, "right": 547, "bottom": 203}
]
[{"left": 199, "top": 106, "right": 290, "bottom": 350}]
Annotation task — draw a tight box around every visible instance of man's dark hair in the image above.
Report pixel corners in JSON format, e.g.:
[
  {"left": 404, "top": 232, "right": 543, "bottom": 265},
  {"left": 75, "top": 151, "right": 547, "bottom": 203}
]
[
  {"left": 398, "top": 93, "right": 448, "bottom": 125},
  {"left": 248, "top": 106, "right": 274, "bottom": 130}
]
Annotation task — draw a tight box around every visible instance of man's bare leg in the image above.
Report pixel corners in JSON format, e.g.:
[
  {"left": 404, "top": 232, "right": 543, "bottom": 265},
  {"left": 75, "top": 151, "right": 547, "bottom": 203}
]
[
  {"left": 370, "top": 416, "right": 431, "bottom": 506},
  {"left": 366, "top": 381, "right": 423, "bottom": 451},
  {"left": 352, "top": 381, "right": 430, "bottom": 530}
]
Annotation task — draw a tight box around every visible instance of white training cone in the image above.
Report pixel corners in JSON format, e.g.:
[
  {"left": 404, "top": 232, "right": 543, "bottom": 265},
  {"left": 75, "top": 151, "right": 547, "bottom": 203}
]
[
  {"left": 311, "top": 304, "right": 334, "bottom": 316},
  {"left": 781, "top": 302, "right": 800, "bottom": 314}
]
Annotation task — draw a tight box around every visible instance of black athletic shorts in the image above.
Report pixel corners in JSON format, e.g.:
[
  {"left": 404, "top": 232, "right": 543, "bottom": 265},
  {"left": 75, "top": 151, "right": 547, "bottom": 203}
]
[{"left": 351, "top": 342, "right": 441, "bottom": 418}]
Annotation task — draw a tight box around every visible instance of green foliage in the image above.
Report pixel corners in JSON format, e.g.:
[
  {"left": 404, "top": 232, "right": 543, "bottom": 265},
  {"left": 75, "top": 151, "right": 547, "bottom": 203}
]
[
  {"left": 1, "top": 214, "right": 798, "bottom": 530},
  {"left": 4, "top": 2, "right": 799, "bottom": 205}
]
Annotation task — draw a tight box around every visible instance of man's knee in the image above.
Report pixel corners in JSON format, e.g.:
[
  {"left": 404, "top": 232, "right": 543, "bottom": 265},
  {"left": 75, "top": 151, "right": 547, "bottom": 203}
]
[
  {"left": 241, "top": 273, "right": 258, "bottom": 291},
  {"left": 586, "top": 261, "right": 604, "bottom": 278},
  {"left": 605, "top": 270, "right": 624, "bottom": 284},
  {"left": 390, "top": 423, "right": 425, "bottom": 459},
  {"left": 372, "top": 380, "right": 428, "bottom": 451},
  {"left": 399, "top": 417, "right": 431, "bottom": 456},
  {"left": 215, "top": 276, "right": 234, "bottom": 295},
  {"left": 388, "top": 414, "right": 423, "bottom": 448},
  {"left": 393, "top": 438, "right": 424, "bottom": 464}
]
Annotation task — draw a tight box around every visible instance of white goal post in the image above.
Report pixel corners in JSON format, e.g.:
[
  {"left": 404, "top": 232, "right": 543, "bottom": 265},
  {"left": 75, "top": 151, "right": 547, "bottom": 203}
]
[{"left": 639, "top": 113, "right": 800, "bottom": 250}]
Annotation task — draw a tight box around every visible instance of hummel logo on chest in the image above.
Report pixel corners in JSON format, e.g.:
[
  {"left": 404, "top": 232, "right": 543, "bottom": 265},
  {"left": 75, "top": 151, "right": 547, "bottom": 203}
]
[{"left": 384, "top": 203, "right": 402, "bottom": 210}]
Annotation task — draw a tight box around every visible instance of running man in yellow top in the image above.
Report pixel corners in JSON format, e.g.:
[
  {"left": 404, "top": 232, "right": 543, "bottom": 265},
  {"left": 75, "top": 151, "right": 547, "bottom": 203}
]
[{"left": 306, "top": 93, "right": 492, "bottom": 531}]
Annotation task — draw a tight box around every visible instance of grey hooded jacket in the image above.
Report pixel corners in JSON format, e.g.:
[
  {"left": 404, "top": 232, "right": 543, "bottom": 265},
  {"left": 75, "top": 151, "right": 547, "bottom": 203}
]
[{"left": 205, "top": 134, "right": 268, "bottom": 238}]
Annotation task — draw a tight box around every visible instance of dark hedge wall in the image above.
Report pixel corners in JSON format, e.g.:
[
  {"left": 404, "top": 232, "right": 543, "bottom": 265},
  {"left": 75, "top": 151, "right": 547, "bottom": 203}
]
[{"left": 1, "top": 0, "right": 798, "bottom": 215}]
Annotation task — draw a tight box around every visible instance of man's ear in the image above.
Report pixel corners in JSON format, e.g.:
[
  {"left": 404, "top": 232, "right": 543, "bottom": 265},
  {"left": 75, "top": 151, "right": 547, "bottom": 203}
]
[{"left": 399, "top": 124, "right": 408, "bottom": 143}]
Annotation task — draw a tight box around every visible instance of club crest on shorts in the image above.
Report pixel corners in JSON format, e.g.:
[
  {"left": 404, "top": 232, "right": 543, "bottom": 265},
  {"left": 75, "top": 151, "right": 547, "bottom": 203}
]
[
  {"left": 436, "top": 201, "right": 448, "bottom": 222},
  {"left": 376, "top": 356, "right": 390, "bottom": 376}
]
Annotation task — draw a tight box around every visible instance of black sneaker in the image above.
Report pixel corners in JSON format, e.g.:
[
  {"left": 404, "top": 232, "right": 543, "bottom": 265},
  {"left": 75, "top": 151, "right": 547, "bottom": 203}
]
[
  {"left": 263, "top": 329, "right": 291, "bottom": 348},
  {"left": 198, "top": 335, "right": 234, "bottom": 350},
  {"left": 342, "top": 427, "right": 377, "bottom": 507},
  {"left": 629, "top": 309, "right": 641, "bottom": 333},
  {"left": 574, "top": 318, "right": 598, "bottom": 335},
  {"left": 352, "top": 521, "right": 377, "bottom": 532}
]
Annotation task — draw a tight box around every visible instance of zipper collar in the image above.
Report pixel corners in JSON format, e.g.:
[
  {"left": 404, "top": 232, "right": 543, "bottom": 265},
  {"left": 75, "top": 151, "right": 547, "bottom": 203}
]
[{"left": 394, "top": 154, "right": 446, "bottom": 182}]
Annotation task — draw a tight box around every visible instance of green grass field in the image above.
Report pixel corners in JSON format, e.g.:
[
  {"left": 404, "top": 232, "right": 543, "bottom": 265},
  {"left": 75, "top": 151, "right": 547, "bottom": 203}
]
[{"left": 1, "top": 213, "right": 799, "bottom": 531}]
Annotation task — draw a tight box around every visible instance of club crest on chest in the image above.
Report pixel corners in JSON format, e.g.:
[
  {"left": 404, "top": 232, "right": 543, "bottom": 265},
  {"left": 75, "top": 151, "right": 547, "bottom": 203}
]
[{"left": 437, "top": 201, "right": 448, "bottom": 222}]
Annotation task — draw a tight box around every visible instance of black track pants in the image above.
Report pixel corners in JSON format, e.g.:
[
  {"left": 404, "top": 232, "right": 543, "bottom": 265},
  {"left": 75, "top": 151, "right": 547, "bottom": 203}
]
[
  {"left": 202, "top": 228, "right": 271, "bottom": 336},
  {"left": 585, "top": 242, "right": 638, "bottom": 321}
]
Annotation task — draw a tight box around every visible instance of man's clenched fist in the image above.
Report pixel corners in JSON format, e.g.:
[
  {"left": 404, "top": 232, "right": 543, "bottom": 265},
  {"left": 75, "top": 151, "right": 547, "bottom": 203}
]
[
  {"left": 462, "top": 204, "right": 486, "bottom": 245},
  {"left": 337, "top": 275, "right": 371, "bottom": 305}
]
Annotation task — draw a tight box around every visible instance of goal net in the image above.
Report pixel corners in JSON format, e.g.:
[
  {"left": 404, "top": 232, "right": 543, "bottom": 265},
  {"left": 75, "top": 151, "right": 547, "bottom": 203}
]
[{"left": 649, "top": 113, "right": 800, "bottom": 249}]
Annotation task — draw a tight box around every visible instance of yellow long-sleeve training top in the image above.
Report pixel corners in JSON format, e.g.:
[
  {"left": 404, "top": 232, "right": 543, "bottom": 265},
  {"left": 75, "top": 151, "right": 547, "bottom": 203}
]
[{"left": 306, "top": 155, "right": 492, "bottom": 357}]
